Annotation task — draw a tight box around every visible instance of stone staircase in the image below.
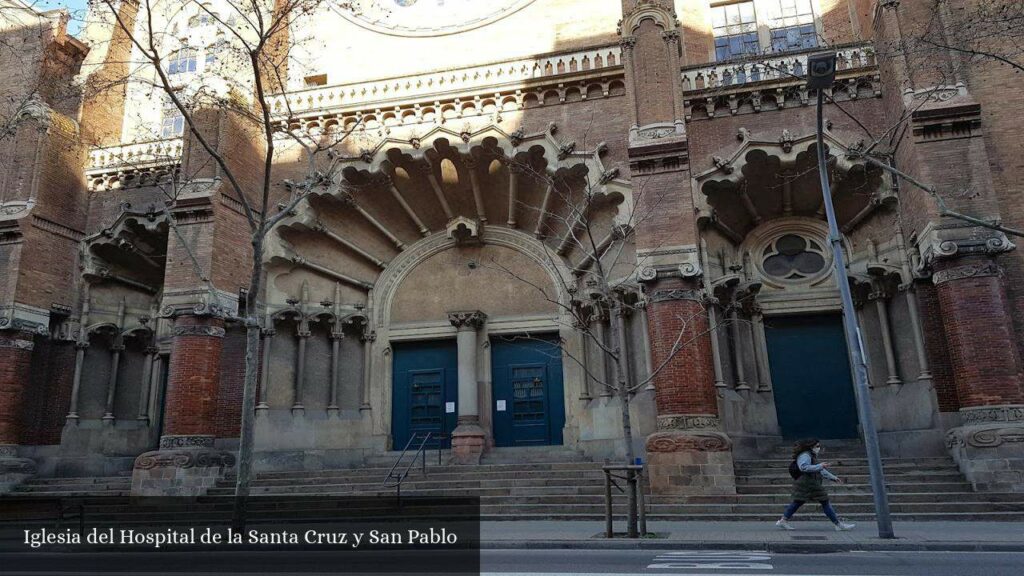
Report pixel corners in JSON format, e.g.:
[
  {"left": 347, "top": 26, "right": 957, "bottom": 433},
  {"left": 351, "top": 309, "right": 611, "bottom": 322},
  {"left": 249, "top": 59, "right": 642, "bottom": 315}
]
[
  {"left": 648, "top": 442, "right": 1024, "bottom": 521},
  {"left": 5, "top": 443, "right": 1024, "bottom": 521},
  {"left": 6, "top": 471, "right": 132, "bottom": 498}
]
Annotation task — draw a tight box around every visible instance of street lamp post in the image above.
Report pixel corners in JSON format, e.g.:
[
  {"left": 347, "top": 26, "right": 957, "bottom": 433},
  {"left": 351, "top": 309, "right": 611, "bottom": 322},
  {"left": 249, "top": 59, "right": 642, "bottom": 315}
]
[{"left": 807, "top": 52, "right": 894, "bottom": 539}]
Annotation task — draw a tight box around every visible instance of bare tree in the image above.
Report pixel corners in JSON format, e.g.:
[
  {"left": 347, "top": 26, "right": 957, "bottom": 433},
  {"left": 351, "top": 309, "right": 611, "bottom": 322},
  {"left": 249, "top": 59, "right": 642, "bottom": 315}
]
[{"left": 91, "top": 0, "right": 364, "bottom": 523}]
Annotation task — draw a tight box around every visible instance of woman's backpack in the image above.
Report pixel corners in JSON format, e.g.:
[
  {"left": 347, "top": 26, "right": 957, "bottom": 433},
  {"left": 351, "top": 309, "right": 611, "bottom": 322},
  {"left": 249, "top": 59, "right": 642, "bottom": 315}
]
[{"left": 788, "top": 459, "right": 802, "bottom": 479}]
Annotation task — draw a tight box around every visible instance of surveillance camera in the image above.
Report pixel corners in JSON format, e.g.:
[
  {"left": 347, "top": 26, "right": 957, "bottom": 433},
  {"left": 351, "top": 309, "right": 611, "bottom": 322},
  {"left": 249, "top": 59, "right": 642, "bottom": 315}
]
[{"left": 806, "top": 52, "right": 837, "bottom": 90}]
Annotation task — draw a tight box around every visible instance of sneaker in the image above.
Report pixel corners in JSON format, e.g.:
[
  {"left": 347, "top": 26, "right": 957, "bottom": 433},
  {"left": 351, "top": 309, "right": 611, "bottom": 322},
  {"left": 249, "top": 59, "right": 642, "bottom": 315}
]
[
  {"left": 834, "top": 521, "right": 856, "bottom": 531},
  {"left": 775, "top": 519, "right": 795, "bottom": 530}
]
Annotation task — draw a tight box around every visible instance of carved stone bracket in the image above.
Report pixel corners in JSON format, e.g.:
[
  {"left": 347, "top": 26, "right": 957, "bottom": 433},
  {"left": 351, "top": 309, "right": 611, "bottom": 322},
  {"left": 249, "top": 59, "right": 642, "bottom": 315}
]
[{"left": 916, "top": 224, "right": 1015, "bottom": 276}]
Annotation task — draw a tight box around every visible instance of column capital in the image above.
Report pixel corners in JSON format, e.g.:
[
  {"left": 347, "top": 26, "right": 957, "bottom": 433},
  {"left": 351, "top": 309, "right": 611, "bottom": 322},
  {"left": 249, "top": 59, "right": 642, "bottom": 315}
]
[{"left": 448, "top": 310, "right": 487, "bottom": 331}]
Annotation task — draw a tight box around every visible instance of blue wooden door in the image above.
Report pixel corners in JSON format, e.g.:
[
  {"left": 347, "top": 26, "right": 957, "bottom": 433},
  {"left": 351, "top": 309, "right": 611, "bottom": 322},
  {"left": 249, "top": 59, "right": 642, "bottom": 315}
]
[
  {"left": 491, "top": 336, "right": 566, "bottom": 447},
  {"left": 765, "top": 314, "right": 859, "bottom": 440},
  {"left": 391, "top": 340, "right": 458, "bottom": 450}
]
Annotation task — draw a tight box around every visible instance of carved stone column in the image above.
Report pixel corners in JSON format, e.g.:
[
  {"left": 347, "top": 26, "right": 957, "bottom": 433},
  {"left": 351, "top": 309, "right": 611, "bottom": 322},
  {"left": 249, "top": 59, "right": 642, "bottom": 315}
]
[
  {"left": 328, "top": 325, "right": 344, "bottom": 416},
  {"left": 448, "top": 310, "right": 487, "bottom": 465},
  {"left": 257, "top": 327, "right": 274, "bottom": 412},
  {"left": 360, "top": 330, "right": 375, "bottom": 411},
  {"left": 136, "top": 345, "right": 159, "bottom": 422},
  {"left": 102, "top": 338, "right": 124, "bottom": 423},
  {"left": 869, "top": 286, "right": 902, "bottom": 386},
  {"left": 65, "top": 340, "right": 89, "bottom": 422},
  {"left": 292, "top": 319, "right": 310, "bottom": 416},
  {"left": 131, "top": 314, "right": 234, "bottom": 497}
]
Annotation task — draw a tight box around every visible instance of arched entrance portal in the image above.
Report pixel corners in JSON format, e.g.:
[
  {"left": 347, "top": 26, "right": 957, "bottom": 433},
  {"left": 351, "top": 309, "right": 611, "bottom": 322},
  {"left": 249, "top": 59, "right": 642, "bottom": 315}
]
[
  {"left": 263, "top": 124, "right": 634, "bottom": 463},
  {"left": 693, "top": 128, "right": 912, "bottom": 446}
]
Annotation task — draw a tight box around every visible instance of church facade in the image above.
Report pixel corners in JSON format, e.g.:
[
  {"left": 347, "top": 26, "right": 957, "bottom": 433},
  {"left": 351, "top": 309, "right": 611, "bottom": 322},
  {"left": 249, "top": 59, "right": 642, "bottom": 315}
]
[{"left": 2, "top": 0, "right": 1023, "bottom": 496}]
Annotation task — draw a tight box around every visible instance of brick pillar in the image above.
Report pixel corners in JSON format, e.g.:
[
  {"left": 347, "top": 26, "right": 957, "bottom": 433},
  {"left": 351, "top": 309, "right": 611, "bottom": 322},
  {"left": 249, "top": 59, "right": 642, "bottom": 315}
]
[
  {"left": 936, "top": 257, "right": 1024, "bottom": 492},
  {"left": 617, "top": 0, "right": 734, "bottom": 495},
  {"left": 131, "top": 315, "right": 235, "bottom": 496},
  {"left": 643, "top": 279, "right": 734, "bottom": 495},
  {"left": 0, "top": 331, "right": 38, "bottom": 491}
]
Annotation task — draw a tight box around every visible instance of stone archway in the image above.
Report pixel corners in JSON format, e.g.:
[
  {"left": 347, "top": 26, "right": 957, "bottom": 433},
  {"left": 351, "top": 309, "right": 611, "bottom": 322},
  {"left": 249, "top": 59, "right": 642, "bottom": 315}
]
[{"left": 260, "top": 123, "right": 635, "bottom": 460}]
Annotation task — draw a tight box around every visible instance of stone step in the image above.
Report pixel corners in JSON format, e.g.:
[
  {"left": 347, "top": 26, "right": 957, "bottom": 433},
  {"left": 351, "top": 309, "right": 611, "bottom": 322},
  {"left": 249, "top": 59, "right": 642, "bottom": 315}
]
[
  {"left": 735, "top": 471, "right": 966, "bottom": 485},
  {"left": 735, "top": 457, "right": 955, "bottom": 467},
  {"left": 16, "top": 477, "right": 132, "bottom": 486},
  {"left": 737, "top": 481, "right": 973, "bottom": 494},
  {"left": 228, "top": 461, "right": 605, "bottom": 481},
  {"left": 230, "top": 469, "right": 609, "bottom": 486},
  {"left": 734, "top": 465, "right": 961, "bottom": 476},
  {"left": 653, "top": 492, "right": 1024, "bottom": 504}
]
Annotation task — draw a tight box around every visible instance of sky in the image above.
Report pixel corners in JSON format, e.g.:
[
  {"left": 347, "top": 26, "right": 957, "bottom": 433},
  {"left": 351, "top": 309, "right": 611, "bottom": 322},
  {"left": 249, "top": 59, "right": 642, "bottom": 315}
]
[{"left": 34, "top": 0, "right": 90, "bottom": 36}]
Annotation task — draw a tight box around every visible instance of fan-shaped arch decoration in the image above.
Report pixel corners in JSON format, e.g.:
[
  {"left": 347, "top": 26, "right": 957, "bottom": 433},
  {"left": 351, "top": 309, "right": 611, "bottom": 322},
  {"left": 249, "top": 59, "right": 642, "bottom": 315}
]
[{"left": 263, "top": 123, "right": 633, "bottom": 325}]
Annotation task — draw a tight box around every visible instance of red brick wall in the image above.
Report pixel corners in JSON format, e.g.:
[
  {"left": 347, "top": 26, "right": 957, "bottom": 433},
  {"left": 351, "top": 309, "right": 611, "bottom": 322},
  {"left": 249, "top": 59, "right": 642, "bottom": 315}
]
[
  {"left": 21, "top": 338, "right": 74, "bottom": 445},
  {"left": 935, "top": 258, "right": 1024, "bottom": 408},
  {"left": 163, "top": 316, "right": 225, "bottom": 437},
  {"left": 0, "top": 332, "right": 35, "bottom": 445},
  {"left": 916, "top": 281, "right": 958, "bottom": 412},
  {"left": 216, "top": 327, "right": 246, "bottom": 438},
  {"left": 645, "top": 279, "right": 718, "bottom": 416}
]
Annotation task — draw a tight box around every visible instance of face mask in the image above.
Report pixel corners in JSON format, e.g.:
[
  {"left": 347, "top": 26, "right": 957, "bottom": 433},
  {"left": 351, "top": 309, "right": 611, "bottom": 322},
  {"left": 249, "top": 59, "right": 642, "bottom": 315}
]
[{"left": 812, "top": 446, "right": 822, "bottom": 454}]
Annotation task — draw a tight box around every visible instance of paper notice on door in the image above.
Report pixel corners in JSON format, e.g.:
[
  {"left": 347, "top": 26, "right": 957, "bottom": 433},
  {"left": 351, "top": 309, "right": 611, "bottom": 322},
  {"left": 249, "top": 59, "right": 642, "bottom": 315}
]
[
  {"left": 445, "top": 402, "right": 455, "bottom": 413},
  {"left": 496, "top": 400, "right": 507, "bottom": 412}
]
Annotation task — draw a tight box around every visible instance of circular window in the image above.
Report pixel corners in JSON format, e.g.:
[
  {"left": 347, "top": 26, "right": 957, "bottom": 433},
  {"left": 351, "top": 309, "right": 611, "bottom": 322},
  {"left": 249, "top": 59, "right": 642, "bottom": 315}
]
[
  {"left": 339, "top": 0, "right": 537, "bottom": 37},
  {"left": 762, "top": 234, "right": 827, "bottom": 281}
]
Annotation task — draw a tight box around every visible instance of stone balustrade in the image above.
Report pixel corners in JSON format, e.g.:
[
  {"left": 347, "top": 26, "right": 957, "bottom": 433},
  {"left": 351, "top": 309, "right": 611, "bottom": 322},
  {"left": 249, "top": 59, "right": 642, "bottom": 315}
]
[
  {"left": 86, "top": 138, "right": 184, "bottom": 173},
  {"left": 681, "top": 43, "right": 877, "bottom": 93},
  {"left": 267, "top": 43, "right": 623, "bottom": 117}
]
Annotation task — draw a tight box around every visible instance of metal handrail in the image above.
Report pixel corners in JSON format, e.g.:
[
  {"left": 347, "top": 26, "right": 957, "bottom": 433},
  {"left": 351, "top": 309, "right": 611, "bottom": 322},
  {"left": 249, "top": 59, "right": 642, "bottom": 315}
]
[{"left": 383, "top": 432, "right": 435, "bottom": 501}]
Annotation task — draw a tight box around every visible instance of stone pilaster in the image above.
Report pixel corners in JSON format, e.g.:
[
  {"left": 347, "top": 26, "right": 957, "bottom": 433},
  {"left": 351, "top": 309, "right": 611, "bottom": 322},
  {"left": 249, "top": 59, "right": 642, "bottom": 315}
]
[
  {"left": 131, "top": 314, "right": 234, "bottom": 496},
  {"left": 448, "top": 310, "right": 487, "bottom": 465}
]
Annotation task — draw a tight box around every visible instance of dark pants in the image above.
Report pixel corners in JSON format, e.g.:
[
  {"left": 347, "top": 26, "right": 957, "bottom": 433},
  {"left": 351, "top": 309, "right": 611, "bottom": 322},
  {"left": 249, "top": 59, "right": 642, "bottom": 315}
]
[{"left": 782, "top": 500, "right": 840, "bottom": 524}]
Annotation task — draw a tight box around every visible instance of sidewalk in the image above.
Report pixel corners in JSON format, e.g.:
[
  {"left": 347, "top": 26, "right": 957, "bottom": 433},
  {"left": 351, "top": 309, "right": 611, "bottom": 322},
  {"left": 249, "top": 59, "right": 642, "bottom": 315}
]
[{"left": 480, "top": 520, "right": 1024, "bottom": 552}]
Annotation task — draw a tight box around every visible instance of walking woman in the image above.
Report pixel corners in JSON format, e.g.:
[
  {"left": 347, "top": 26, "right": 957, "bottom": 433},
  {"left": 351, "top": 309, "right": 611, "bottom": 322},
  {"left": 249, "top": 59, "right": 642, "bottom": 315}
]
[{"left": 776, "top": 439, "right": 856, "bottom": 531}]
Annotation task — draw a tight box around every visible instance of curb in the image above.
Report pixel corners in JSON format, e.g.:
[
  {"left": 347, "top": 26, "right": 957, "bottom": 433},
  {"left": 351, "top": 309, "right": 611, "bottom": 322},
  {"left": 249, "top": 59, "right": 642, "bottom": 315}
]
[{"left": 480, "top": 539, "right": 1024, "bottom": 553}]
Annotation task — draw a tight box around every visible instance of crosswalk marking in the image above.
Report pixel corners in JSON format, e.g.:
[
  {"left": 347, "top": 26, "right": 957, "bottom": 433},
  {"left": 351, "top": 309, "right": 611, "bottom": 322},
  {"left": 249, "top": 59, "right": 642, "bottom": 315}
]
[{"left": 648, "top": 550, "right": 774, "bottom": 570}]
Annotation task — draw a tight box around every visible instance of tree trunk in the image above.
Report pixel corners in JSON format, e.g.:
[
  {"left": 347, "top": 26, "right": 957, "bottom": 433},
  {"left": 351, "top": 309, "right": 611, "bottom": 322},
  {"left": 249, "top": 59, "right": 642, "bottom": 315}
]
[
  {"left": 609, "top": 301, "right": 638, "bottom": 537},
  {"left": 233, "top": 236, "right": 265, "bottom": 528}
]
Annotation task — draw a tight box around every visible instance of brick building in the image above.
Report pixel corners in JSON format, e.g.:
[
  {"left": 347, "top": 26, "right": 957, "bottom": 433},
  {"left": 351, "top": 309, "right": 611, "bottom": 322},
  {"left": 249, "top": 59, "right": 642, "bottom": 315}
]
[{"left": 1, "top": 0, "right": 1022, "bottom": 500}]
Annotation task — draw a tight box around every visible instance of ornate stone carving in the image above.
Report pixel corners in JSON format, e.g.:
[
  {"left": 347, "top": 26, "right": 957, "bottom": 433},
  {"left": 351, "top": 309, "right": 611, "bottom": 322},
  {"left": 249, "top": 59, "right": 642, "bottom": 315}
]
[
  {"left": 158, "top": 435, "right": 216, "bottom": 450},
  {"left": 960, "top": 405, "right": 1024, "bottom": 426},
  {"left": 648, "top": 289, "right": 702, "bottom": 303},
  {"left": 645, "top": 431, "right": 731, "bottom": 453},
  {"left": 967, "top": 427, "right": 1024, "bottom": 448},
  {"left": 932, "top": 262, "right": 1002, "bottom": 286},
  {"left": 171, "top": 325, "right": 226, "bottom": 338},
  {"left": 448, "top": 310, "right": 488, "bottom": 330},
  {"left": 657, "top": 414, "right": 721, "bottom": 431},
  {"left": 0, "top": 336, "right": 34, "bottom": 351},
  {"left": 135, "top": 449, "right": 236, "bottom": 470},
  {"left": 638, "top": 267, "right": 658, "bottom": 282}
]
